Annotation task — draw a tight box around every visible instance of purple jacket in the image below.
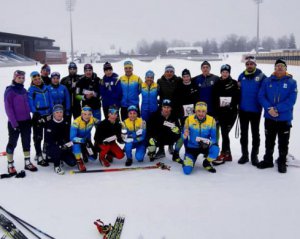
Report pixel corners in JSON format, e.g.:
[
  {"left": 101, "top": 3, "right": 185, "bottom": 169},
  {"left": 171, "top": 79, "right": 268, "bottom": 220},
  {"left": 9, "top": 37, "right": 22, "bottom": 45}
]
[{"left": 4, "top": 82, "right": 31, "bottom": 128}]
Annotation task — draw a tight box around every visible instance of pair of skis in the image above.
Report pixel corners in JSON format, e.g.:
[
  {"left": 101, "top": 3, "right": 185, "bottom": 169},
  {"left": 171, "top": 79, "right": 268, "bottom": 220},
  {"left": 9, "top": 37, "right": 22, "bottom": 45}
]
[
  {"left": 0, "top": 206, "right": 54, "bottom": 239},
  {"left": 70, "top": 162, "right": 171, "bottom": 174}
]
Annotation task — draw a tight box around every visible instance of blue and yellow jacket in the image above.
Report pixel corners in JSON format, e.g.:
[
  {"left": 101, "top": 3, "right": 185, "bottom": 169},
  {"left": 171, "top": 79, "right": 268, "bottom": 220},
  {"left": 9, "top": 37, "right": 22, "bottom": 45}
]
[
  {"left": 122, "top": 117, "right": 146, "bottom": 144},
  {"left": 141, "top": 82, "right": 158, "bottom": 112},
  {"left": 70, "top": 116, "right": 99, "bottom": 143},
  {"left": 238, "top": 68, "right": 266, "bottom": 113},
  {"left": 258, "top": 73, "right": 298, "bottom": 123},
  {"left": 47, "top": 84, "right": 71, "bottom": 115},
  {"left": 120, "top": 74, "right": 142, "bottom": 107},
  {"left": 183, "top": 114, "right": 217, "bottom": 149},
  {"left": 28, "top": 84, "right": 53, "bottom": 116}
]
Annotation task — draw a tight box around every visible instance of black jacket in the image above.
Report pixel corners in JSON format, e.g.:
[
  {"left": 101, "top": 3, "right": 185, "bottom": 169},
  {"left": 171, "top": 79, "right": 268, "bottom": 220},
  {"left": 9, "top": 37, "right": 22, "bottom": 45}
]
[
  {"left": 157, "top": 75, "right": 181, "bottom": 103},
  {"left": 76, "top": 73, "right": 102, "bottom": 109},
  {"left": 212, "top": 76, "right": 240, "bottom": 119},
  {"left": 94, "top": 119, "right": 122, "bottom": 145},
  {"left": 172, "top": 79, "right": 199, "bottom": 119},
  {"left": 42, "top": 76, "right": 51, "bottom": 85},
  {"left": 45, "top": 118, "right": 70, "bottom": 147}
]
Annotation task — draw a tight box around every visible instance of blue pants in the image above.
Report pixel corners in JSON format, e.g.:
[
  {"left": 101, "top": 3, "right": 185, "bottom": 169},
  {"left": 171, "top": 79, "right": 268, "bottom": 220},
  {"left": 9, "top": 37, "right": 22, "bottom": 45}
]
[
  {"left": 124, "top": 142, "right": 146, "bottom": 162},
  {"left": 183, "top": 145, "right": 219, "bottom": 175}
]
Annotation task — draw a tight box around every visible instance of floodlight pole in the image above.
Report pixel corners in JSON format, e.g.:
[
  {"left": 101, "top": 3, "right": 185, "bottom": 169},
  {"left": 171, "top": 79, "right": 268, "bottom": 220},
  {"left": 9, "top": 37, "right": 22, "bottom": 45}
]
[
  {"left": 66, "top": 0, "right": 76, "bottom": 62},
  {"left": 254, "top": 0, "right": 263, "bottom": 54}
]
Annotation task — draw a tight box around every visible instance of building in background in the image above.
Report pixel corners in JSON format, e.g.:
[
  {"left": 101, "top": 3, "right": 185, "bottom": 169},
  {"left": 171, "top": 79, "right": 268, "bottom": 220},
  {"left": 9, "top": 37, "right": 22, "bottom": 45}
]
[{"left": 0, "top": 32, "right": 66, "bottom": 66}]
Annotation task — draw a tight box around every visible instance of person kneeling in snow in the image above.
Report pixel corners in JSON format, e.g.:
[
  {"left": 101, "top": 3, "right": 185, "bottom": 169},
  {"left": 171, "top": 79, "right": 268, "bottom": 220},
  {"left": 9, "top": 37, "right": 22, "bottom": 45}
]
[
  {"left": 182, "top": 102, "right": 219, "bottom": 175},
  {"left": 122, "top": 105, "right": 147, "bottom": 166},
  {"left": 94, "top": 106, "right": 124, "bottom": 167},
  {"left": 70, "top": 106, "right": 99, "bottom": 172},
  {"left": 45, "top": 105, "right": 76, "bottom": 175}
]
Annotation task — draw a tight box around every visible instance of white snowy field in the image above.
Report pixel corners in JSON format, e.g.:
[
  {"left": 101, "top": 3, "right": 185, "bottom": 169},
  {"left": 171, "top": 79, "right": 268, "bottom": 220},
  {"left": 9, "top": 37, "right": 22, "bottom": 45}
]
[{"left": 0, "top": 53, "right": 300, "bottom": 239}]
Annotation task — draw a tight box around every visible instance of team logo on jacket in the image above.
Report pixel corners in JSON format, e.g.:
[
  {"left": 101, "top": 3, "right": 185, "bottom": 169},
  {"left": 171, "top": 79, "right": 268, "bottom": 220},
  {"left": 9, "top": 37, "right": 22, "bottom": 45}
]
[
  {"left": 210, "top": 81, "right": 214, "bottom": 85},
  {"left": 283, "top": 83, "right": 287, "bottom": 89},
  {"left": 255, "top": 77, "right": 260, "bottom": 82}
]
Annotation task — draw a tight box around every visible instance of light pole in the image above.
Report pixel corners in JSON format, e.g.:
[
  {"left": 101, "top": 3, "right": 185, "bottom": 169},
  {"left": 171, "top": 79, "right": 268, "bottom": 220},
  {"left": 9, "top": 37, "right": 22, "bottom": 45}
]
[
  {"left": 66, "top": 0, "right": 76, "bottom": 62},
  {"left": 254, "top": 0, "right": 263, "bottom": 54}
]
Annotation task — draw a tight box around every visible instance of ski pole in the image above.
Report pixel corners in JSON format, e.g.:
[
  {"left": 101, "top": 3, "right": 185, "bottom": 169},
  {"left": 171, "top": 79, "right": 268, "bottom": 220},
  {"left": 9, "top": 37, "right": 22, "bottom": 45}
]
[{"left": 0, "top": 206, "right": 55, "bottom": 239}]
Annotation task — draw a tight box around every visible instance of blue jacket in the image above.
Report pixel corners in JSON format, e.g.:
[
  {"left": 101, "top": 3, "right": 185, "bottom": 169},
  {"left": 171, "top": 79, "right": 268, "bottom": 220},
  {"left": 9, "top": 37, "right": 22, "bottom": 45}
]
[
  {"left": 193, "top": 74, "right": 219, "bottom": 116},
  {"left": 258, "top": 74, "right": 298, "bottom": 123},
  {"left": 47, "top": 84, "right": 71, "bottom": 115},
  {"left": 120, "top": 74, "right": 142, "bottom": 107},
  {"left": 141, "top": 82, "right": 158, "bottom": 112},
  {"left": 28, "top": 84, "right": 53, "bottom": 116},
  {"left": 238, "top": 68, "right": 266, "bottom": 113},
  {"left": 100, "top": 73, "right": 122, "bottom": 108}
]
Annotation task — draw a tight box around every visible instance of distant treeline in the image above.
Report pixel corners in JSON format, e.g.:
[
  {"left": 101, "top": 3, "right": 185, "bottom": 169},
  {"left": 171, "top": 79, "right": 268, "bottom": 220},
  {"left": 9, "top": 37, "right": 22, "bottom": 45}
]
[{"left": 132, "top": 34, "right": 297, "bottom": 55}]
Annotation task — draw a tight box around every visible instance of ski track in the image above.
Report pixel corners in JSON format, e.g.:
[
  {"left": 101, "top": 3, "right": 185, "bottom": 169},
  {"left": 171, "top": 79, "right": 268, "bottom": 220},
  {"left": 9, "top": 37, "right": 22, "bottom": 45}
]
[{"left": 1, "top": 53, "right": 300, "bottom": 239}]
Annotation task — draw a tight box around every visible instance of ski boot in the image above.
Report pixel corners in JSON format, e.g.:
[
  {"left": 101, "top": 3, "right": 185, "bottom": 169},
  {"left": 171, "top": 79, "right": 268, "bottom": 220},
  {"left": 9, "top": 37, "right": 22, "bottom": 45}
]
[
  {"left": 77, "top": 158, "right": 86, "bottom": 172},
  {"left": 54, "top": 166, "right": 65, "bottom": 175},
  {"left": 125, "top": 158, "right": 133, "bottom": 167},
  {"left": 7, "top": 161, "right": 17, "bottom": 176},
  {"left": 172, "top": 152, "right": 183, "bottom": 164},
  {"left": 99, "top": 156, "right": 110, "bottom": 167},
  {"left": 24, "top": 159, "right": 38, "bottom": 172},
  {"left": 203, "top": 159, "right": 216, "bottom": 173},
  {"left": 35, "top": 154, "right": 49, "bottom": 167},
  {"left": 212, "top": 152, "right": 226, "bottom": 166}
]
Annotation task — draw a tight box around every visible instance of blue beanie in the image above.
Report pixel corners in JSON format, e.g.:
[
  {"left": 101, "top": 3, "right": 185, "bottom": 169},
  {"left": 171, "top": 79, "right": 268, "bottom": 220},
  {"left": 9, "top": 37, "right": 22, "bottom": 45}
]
[{"left": 53, "top": 104, "right": 64, "bottom": 113}]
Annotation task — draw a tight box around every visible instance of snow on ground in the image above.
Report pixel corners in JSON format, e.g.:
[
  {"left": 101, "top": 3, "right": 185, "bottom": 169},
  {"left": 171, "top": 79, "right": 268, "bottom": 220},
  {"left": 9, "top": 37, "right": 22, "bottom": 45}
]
[{"left": 0, "top": 54, "right": 300, "bottom": 239}]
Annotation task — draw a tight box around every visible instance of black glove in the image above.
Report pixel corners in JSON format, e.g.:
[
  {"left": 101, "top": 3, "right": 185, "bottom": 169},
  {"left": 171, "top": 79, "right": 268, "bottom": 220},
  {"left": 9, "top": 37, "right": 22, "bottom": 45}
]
[{"left": 199, "top": 141, "right": 210, "bottom": 151}]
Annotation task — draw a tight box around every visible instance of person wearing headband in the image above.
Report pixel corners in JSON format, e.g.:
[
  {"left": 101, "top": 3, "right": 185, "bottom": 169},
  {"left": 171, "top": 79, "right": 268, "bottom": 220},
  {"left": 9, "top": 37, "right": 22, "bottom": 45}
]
[
  {"left": 257, "top": 59, "right": 298, "bottom": 173},
  {"left": 119, "top": 60, "right": 143, "bottom": 121},
  {"left": 5, "top": 70, "right": 37, "bottom": 174},
  {"left": 28, "top": 71, "right": 53, "bottom": 167},
  {"left": 182, "top": 102, "right": 219, "bottom": 174},
  {"left": 70, "top": 105, "right": 99, "bottom": 172},
  {"left": 121, "top": 105, "right": 147, "bottom": 166},
  {"left": 44, "top": 104, "right": 76, "bottom": 175},
  {"left": 40, "top": 64, "right": 51, "bottom": 85},
  {"left": 141, "top": 70, "right": 158, "bottom": 122},
  {"left": 237, "top": 55, "right": 267, "bottom": 166},
  {"left": 94, "top": 105, "right": 124, "bottom": 167}
]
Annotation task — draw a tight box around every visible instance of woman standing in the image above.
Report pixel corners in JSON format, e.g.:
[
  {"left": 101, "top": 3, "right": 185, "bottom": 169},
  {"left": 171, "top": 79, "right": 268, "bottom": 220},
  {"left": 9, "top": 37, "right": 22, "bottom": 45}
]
[
  {"left": 4, "top": 70, "right": 37, "bottom": 174},
  {"left": 212, "top": 64, "right": 240, "bottom": 165}
]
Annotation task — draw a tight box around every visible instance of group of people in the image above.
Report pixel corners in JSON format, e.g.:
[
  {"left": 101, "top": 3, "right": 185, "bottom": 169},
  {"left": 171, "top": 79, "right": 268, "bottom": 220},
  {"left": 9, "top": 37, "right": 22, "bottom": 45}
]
[{"left": 4, "top": 56, "right": 298, "bottom": 175}]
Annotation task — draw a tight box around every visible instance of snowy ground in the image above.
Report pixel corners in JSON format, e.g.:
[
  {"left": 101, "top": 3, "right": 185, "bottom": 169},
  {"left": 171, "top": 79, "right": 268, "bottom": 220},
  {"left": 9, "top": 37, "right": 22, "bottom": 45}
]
[{"left": 0, "top": 54, "right": 300, "bottom": 239}]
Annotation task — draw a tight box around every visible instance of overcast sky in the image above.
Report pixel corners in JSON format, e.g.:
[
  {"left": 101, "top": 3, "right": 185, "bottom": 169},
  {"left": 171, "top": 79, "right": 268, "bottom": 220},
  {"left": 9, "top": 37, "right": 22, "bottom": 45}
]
[{"left": 1, "top": 0, "right": 299, "bottom": 53}]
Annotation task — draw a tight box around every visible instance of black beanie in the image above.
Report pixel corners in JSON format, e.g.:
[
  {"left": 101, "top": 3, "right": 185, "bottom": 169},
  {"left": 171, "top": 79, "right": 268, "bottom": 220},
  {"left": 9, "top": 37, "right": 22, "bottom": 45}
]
[
  {"left": 201, "top": 61, "right": 211, "bottom": 68},
  {"left": 103, "top": 62, "right": 113, "bottom": 71},
  {"left": 220, "top": 64, "right": 231, "bottom": 74},
  {"left": 275, "top": 59, "right": 287, "bottom": 67},
  {"left": 182, "top": 68, "right": 191, "bottom": 77}
]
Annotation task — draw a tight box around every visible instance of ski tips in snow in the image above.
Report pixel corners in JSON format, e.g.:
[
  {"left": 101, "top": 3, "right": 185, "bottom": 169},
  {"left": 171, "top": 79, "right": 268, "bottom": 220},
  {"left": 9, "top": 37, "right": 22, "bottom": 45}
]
[
  {"left": 95, "top": 216, "right": 125, "bottom": 239},
  {"left": 0, "top": 214, "right": 28, "bottom": 239},
  {"left": 70, "top": 162, "right": 171, "bottom": 174}
]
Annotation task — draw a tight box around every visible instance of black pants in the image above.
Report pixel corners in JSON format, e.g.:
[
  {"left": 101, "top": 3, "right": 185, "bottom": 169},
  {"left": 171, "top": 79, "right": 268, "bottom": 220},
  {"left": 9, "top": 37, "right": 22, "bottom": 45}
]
[
  {"left": 72, "top": 102, "right": 81, "bottom": 120},
  {"left": 264, "top": 119, "right": 291, "bottom": 163},
  {"left": 6, "top": 120, "right": 31, "bottom": 154},
  {"left": 218, "top": 112, "right": 237, "bottom": 153},
  {"left": 46, "top": 145, "right": 76, "bottom": 167},
  {"left": 120, "top": 106, "right": 140, "bottom": 121},
  {"left": 32, "top": 115, "right": 49, "bottom": 156},
  {"left": 239, "top": 111, "right": 261, "bottom": 156}
]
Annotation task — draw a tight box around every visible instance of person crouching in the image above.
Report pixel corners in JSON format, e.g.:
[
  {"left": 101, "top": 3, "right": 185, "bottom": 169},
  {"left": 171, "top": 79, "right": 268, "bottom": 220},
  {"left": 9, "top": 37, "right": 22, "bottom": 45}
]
[
  {"left": 94, "top": 106, "right": 124, "bottom": 167},
  {"left": 182, "top": 102, "right": 219, "bottom": 175}
]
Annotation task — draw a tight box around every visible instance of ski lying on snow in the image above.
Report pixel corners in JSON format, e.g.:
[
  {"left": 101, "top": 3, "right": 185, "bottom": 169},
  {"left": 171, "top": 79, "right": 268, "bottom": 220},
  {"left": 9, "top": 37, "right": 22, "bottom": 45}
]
[
  {"left": 106, "top": 216, "right": 125, "bottom": 239},
  {"left": 0, "top": 214, "right": 28, "bottom": 239},
  {"left": 70, "top": 162, "right": 170, "bottom": 174}
]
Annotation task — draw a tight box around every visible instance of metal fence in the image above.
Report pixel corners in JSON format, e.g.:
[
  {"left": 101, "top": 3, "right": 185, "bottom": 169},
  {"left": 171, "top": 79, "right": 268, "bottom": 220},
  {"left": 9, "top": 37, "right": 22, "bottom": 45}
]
[{"left": 256, "top": 51, "right": 300, "bottom": 66}]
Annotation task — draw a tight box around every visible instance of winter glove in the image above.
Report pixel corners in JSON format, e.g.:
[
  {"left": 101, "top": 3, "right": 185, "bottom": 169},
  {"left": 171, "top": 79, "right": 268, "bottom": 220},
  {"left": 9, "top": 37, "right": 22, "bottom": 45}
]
[
  {"left": 149, "top": 138, "right": 157, "bottom": 146},
  {"left": 60, "top": 141, "right": 74, "bottom": 150},
  {"left": 171, "top": 126, "right": 180, "bottom": 134},
  {"left": 136, "top": 129, "right": 143, "bottom": 136}
]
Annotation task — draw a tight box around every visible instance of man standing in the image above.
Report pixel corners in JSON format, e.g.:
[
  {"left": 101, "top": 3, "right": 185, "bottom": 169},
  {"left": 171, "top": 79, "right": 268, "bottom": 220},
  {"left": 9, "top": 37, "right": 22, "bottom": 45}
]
[
  {"left": 238, "top": 55, "right": 267, "bottom": 166},
  {"left": 157, "top": 65, "right": 180, "bottom": 105},
  {"left": 119, "top": 61, "right": 143, "bottom": 121},
  {"left": 76, "top": 64, "right": 102, "bottom": 120},
  {"left": 100, "top": 62, "right": 122, "bottom": 119},
  {"left": 257, "top": 59, "right": 297, "bottom": 173},
  {"left": 61, "top": 62, "right": 82, "bottom": 119},
  {"left": 193, "top": 61, "right": 219, "bottom": 117}
]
